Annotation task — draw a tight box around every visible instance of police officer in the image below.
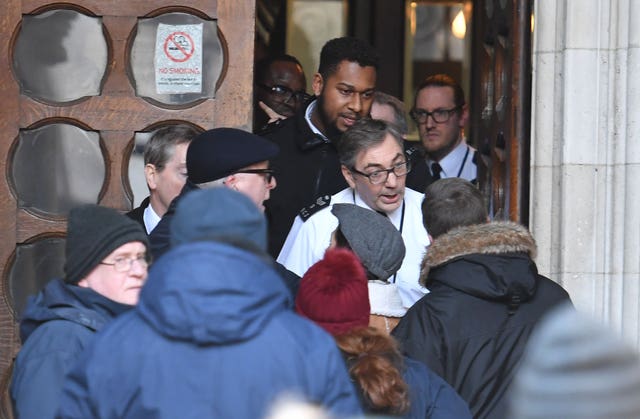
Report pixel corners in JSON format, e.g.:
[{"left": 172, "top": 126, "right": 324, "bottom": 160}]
[{"left": 278, "top": 118, "right": 430, "bottom": 311}]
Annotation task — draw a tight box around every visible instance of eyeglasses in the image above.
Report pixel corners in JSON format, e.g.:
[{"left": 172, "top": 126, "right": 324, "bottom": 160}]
[
  {"left": 258, "top": 83, "right": 311, "bottom": 104},
  {"left": 350, "top": 161, "right": 411, "bottom": 185},
  {"left": 233, "top": 168, "right": 276, "bottom": 183},
  {"left": 100, "top": 255, "right": 149, "bottom": 273},
  {"left": 410, "top": 105, "right": 462, "bottom": 124}
]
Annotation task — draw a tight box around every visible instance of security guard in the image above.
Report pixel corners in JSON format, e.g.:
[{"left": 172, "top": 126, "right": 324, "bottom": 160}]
[{"left": 278, "top": 119, "right": 430, "bottom": 310}]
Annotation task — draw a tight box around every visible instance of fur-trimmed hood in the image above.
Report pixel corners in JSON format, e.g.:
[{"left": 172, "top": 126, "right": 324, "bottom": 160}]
[{"left": 420, "top": 222, "right": 539, "bottom": 305}]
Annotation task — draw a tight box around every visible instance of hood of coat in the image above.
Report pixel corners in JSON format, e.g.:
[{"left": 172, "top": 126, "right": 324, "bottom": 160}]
[
  {"left": 137, "top": 241, "right": 291, "bottom": 345},
  {"left": 19, "top": 278, "right": 132, "bottom": 343},
  {"left": 420, "top": 222, "right": 539, "bottom": 302}
]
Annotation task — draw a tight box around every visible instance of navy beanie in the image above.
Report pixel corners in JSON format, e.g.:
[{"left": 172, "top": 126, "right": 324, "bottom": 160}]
[
  {"left": 186, "top": 128, "right": 279, "bottom": 184},
  {"left": 64, "top": 205, "right": 149, "bottom": 284},
  {"left": 170, "top": 188, "right": 267, "bottom": 251}
]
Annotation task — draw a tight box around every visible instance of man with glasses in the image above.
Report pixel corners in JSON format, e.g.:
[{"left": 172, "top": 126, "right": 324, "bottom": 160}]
[
  {"left": 11, "top": 205, "right": 149, "bottom": 419},
  {"left": 260, "top": 37, "right": 379, "bottom": 259},
  {"left": 253, "top": 54, "right": 308, "bottom": 131},
  {"left": 149, "top": 127, "right": 279, "bottom": 260},
  {"left": 405, "top": 74, "right": 477, "bottom": 193},
  {"left": 278, "top": 119, "right": 430, "bottom": 310}
]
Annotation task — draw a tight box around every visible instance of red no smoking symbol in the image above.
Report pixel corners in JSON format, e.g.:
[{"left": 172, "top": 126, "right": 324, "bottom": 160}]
[{"left": 163, "top": 31, "right": 195, "bottom": 63}]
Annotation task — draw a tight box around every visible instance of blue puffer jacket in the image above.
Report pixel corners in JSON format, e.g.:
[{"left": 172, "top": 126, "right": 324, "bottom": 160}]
[
  {"left": 11, "top": 279, "right": 132, "bottom": 419},
  {"left": 57, "top": 241, "right": 363, "bottom": 419}
]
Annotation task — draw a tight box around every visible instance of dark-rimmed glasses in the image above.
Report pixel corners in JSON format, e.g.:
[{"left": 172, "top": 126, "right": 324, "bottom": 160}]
[
  {"left": 258, "top": 83, "right": 311, "bottom": 104},
  {"left": 100, "top": 255, "right": 148, "bottom": 273},
  {"left": 350, "top": 161, "right": 411, "bottom": 185},
  {"left": 233, "top": 169, "right": 276, "bottom": 183},
  {"left": 410, "top": 105, "right": 462, "bottom": 124}
]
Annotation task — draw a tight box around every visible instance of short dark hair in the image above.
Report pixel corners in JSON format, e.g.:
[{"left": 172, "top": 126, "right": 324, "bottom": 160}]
[
  {"left": 254, "top": 54, "right": 304, "bottom": 84},
  {"left": 373, "top": 91, "right": 408, "bottom": 135},
  {"left": 422, "top": 178, "right": 487, "bottom": 238},
  {"left": 318, "top": 37, "right": 379, "bottom": 80},
  {"left": 144, "top": 125, "right": 199, "bottom": 170},
  {"left": 413, "top": 73, "right": 465, "bottom": 110},
  {"left": 337, "top": 119, "right": 403, "bottom": 169}
]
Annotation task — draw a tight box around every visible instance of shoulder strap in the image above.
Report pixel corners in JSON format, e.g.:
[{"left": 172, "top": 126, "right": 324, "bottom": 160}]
[{"left": 299, "top": 195, "right": 332, "bottom": 221}]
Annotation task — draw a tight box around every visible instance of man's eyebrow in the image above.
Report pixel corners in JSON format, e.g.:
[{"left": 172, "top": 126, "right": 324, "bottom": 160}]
[
  {"left": 362, "top": 153, "right": 404, "bottom": 169},
  {"left": 335, "top": 82, "right": 356, "bottom": 89}
]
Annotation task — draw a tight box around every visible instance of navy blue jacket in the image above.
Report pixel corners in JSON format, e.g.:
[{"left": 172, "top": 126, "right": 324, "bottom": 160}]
[
  {"left": 11, "top": 279, "right": 131, "bottom": 419},
  {"left": 402, "top": 357, "right": 472, "bottom": 418},
  {"left": 57, "top": 241, "right": 362, "bottom": 419}
]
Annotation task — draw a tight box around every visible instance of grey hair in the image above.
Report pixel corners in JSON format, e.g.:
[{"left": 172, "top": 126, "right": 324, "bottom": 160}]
[
  {"left": 337, "top": 119, "right": 404, "bottom": 169},
  {"left": 373, "top": 91, "right": 408, "bottom": 135}
]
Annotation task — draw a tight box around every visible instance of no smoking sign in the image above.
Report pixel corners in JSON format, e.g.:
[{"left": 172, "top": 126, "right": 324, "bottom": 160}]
[
  {"left": 155, "top": 23, "right": 203, "bottom": 94},
  {"left": 164, "top": 31, "right": 195, "bottom": 63}
]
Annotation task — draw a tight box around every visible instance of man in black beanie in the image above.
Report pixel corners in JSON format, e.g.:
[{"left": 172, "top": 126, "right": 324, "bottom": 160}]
[{"left": 11, "top": 204, "right": 149, "bottom": 419}]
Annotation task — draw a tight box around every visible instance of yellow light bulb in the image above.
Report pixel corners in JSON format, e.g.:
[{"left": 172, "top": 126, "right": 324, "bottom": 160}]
[{"left": 452, "top": 9, "right": 466, "bottom": 39}]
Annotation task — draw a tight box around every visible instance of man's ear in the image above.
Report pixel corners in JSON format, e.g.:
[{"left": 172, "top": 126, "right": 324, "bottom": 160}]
[
  {"left": 223, "top": 174, "right": 238, "bottom": 191},
  {"left": 144, "top": 164, "right": 157, "bottom": 190},
  {"left": 312, "top": 73, "right": 324, "bottom": 97},
  {"left": 341, "top": 165, "right": 356, "bottom": 189},
  {"left": 459, "top": 103, "right": 469, "bottom": 129}
]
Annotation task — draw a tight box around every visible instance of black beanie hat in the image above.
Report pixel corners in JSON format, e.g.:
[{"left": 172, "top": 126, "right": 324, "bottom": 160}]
[
  {"left": 187, "top": 128, "right": 279, "bottom": 184},
  {"left": 64, "top": 204, "right": 149, "bottom": 284}
]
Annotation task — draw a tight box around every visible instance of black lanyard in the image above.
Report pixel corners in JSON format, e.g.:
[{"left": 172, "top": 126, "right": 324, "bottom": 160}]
[{"left": 456, "top": 146, "right": 471, "bottom": 178}]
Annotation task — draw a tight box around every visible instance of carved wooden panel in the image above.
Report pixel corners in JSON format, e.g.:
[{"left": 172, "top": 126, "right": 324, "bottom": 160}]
[
  {"left": 470, "top": 0, "right": 532, "bottom": 223},
  {"left": 0, "top": 2, "right": 255, "bottom": 416}
]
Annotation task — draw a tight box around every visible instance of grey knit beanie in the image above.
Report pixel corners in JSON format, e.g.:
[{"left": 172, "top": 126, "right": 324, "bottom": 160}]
[
  {"left": 331, "top": 204, "right": 405, "bottom": 281},
  {"left": 64, "top": 205, "right": 149, "bottom": 284},
  {"left": 509, "top": 302, "right": 640, "bottom": 419}
]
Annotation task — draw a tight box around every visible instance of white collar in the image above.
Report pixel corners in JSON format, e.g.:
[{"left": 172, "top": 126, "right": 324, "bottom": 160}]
[
  {"left": 351, "top": 189, "right": 403, "bottom": 230},
  {"left": 143, "top": 203, "right": 162, "bottom": 234},
  {"left": 427, "top": 139, "right": 469, "bottom": 177},
  {"left": 304, "top": 100, "right": 328, "bottom": 141}
]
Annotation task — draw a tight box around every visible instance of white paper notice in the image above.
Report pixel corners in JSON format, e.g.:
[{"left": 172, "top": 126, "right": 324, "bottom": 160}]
[{"left": 155, "top": 23, "right": 203, "bottom": 94}]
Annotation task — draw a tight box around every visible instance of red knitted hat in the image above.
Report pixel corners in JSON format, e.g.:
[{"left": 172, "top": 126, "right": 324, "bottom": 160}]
[{"left": 295, "top": 248, "right": 370, "bottom": 336}]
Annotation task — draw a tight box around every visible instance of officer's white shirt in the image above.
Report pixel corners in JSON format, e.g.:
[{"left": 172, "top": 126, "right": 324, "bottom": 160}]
[
  {"left": 426, "top": 139, "right": 477, "bottom": 181},
  {"left": 278, "top": 187, "right": 430, "bottom": 309}
]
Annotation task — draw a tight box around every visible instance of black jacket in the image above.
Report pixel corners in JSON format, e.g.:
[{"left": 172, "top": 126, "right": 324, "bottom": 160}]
[
  {"left": 148, "top": 182, "right": 199, "bottom": 260},
  {"left": 392, "top": 222, "right": 571, "bottom": 419},
  {"left": 126, "top": 196, "right": 150, "bottom": 232},
  {"left": 260, "top": 102, "right": 347, "bottom": 257}
]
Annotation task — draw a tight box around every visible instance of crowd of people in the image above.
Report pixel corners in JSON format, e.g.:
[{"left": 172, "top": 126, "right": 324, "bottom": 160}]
[{"left": 10, "top": 36, "right": 640, "bottom": 419}]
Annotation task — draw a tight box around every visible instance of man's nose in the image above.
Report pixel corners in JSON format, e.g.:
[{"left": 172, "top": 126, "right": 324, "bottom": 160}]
[
  {"left": 385, "top": 171, "right": 399, "bottom": 188},
  {"left": 130, "top": 258, "right": 147, "bottom": 277},
  {"left": 348, "top": 94, "right": 363, "bottom": 113}
]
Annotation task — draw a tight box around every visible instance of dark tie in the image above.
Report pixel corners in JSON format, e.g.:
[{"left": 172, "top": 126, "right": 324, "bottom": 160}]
[{"left": 431, "top": 162, "right": 442, "bottom": 180}]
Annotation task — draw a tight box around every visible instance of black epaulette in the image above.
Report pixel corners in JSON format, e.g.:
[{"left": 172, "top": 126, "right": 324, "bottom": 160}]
[
  {"left": 299, "top": 195, "right": 331, "bottom": 221},
  {"left": 404, "top": 141, "right": 424, "bottom": 163}
]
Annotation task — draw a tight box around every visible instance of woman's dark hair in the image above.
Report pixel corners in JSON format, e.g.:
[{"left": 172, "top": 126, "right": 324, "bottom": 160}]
[{"left": 335, "top": 327, "right": 410, "bottom": 415}]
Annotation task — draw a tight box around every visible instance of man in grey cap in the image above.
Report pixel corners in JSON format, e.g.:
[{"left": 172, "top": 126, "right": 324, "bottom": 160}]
[{"left": 149, "top": 127, "right": 280, "bottom": 259}]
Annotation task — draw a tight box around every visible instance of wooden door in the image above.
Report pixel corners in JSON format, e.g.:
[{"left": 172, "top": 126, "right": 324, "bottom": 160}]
[
  {"left": 0, "top": 0, "right": 255, "bottom": 412},
  {"left": 470, "top": 0, "right": 532, "bottom": 223}
]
